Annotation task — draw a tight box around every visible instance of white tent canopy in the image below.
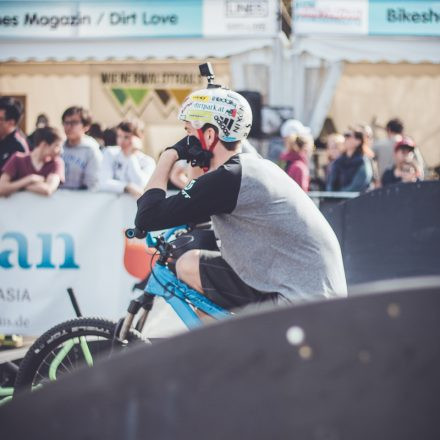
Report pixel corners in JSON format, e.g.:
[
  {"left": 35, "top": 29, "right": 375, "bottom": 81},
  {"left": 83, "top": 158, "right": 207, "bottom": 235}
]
[
  {"left": 288, "top": 35, "right": 440, "bottom": 141},
  {"left": 292, "top": 36, "right": 440, "bottom": 64},
  {"left": 0, "top": 37, "right": 275, "bottom": 62},
  {"left": 0, "top": 34, "right": 290, "bottom": 106}
]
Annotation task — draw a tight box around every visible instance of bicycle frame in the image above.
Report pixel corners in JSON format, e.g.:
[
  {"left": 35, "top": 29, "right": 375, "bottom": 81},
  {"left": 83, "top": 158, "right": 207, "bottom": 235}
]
[
  {"left": 0, "top": 225, "right": 232, "bottom": 403},
  {"left": 143, "top": 225, "right": 231, "bottom": 329},
  {"left": 146, "top": 263, "right": 231, "bottom": 329}
]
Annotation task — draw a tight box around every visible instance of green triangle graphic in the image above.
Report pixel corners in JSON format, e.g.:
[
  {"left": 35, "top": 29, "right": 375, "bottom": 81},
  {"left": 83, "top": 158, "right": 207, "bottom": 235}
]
[
  {"left": 127, "top": 88, "right": 149, "bottom": 106},
  {"left": 111, "top": 88, "right": 127, "bottom": 105}
]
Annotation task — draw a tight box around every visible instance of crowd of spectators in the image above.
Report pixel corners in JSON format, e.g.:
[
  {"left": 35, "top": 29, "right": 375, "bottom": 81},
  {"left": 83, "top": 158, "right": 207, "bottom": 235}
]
[
  {"left": 0, "top": 97, "right": 156, "bottom": 199},
  {"left": 278, "top": 117, "right": 427, "bottom": 194},
  {"left": 0, "top": 95, "right": 430, "bottom": 202}
]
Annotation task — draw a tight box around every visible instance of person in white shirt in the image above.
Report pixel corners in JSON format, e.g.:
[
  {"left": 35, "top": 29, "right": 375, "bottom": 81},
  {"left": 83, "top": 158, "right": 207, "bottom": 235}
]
[{"left": 99, "top": 120, "right": 155, "bottom": 198}]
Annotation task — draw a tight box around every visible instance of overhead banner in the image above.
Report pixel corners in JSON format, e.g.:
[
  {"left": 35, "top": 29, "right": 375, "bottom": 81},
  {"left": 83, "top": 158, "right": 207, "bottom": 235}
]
[
  {"left": 369, "top": 0, "right": 440, "bottom": 36},
  {"left": 293, "top": 0, "right": 440, "bottom": 36},
  {"left": 293, "top": 0, "right": 369, "bottom": 35},
  {"left": 203, "top": 0, "right": 277, "bottom": 36},
  {"left": 0, "top": 0, "right": 277, "bottom": 39},
  {"left": 0, "top": 0, "right": 203, "bottom": 38},
  {"left": 0, "top": 191, "right": 155, "bottom": 336}
]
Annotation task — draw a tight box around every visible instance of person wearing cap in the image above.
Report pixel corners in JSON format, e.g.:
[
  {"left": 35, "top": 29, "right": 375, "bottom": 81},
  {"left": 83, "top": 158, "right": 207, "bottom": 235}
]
[
  {"left": 279, "top": 119, "right": 314, "bottom": 189},
  {"left": 279, "top": 133, "right": 313, "bottom": 191},
  {"left": 280, "top": 119, "right": 312, "bottom": 139},
  {"left": 400, "top": 159, "right": 422, "bottom": 184},
  {"left": 381, "top": 136, "right": 419, "bottom": 186}
]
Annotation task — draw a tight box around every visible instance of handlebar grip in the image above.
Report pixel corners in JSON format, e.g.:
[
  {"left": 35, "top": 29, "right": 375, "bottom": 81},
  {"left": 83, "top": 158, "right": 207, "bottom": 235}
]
[{"left": 125, "top": 227, "right": 147, "bottom": 239}]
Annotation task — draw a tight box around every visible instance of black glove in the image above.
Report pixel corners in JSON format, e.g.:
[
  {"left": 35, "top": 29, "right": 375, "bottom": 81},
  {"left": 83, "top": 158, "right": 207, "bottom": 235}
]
[
  {"left": 167, "top": 136, "right": 195, "bottom": 161},
  {"left": 188, "top": 147, "right": 213, "bottom": 169},
  {"left": 166, "top": 136, "right": 213, "bottom": 169}
]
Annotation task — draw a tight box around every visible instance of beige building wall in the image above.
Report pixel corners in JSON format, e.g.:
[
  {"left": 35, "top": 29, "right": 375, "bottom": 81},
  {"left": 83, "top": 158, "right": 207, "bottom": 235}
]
[
  {"left": 0, "top": 60, "right": 230, "bottom": 158},
  {"left": 0, "top": 64, "right": 90, "bottom": 135},
  {"left": 328, "top": 63, "right": 440, "bottom": 168}
]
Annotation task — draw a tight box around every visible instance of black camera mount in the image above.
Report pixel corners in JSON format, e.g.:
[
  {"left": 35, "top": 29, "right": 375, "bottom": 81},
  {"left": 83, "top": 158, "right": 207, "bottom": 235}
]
[{"left": 199, "top": 62, "right": 221, "bottom": 89}]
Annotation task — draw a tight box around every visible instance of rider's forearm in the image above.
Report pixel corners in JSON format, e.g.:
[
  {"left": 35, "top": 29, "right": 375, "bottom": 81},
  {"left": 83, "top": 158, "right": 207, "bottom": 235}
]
[
  {"left": 187, "top": 166, "right": 204, "bottom": 180},
  {"left": 144, "top": 149, "right": 178, "bottom": 192}
]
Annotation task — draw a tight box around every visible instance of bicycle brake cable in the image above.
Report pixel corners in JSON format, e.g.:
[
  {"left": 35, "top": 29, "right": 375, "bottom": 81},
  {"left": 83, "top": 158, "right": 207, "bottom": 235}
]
[{"left": 149, "top": 249, "right": 176, "bottom": 298}]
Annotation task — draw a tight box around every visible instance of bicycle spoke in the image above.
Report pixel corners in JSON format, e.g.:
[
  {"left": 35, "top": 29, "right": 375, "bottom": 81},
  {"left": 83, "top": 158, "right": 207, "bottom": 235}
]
[{"left": 17, "top": 319, "right": 142, "bottom": 394}]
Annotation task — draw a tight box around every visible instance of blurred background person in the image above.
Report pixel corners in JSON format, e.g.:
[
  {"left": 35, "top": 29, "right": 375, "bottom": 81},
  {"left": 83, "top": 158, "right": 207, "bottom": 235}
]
[
  {"left": 86, "top": 122, "right": 105, "bottom": 149},
  {"left": 279, "top": 133, "right": 313, "bottom": 191},
  {"left": 381, "top": 136, "right": 421, "bottom": 186},
  {"left": 324, "top": 133, "right": 345, "bottom": 190},
  {"left": 0, "top": 96, "right": 29, "bottom": 172},
  {"left": 327, "top": 128, "right": 373, "bottom": 192},
  {"left": 102, "top": 127, "right": 117, "bottom": 147},
  {"left": 400, "top": 159, "right": 422, "bottom": 184},
  {"left": 270, "top": 118, "right": 311, "bottom": 163},
  {"left": 357, "top": 123, "right": 380, "bottom": 187},
  {"left": 61, "top": 106, "right": 102, "bottom": 190},
  {"left": 373, "top": 118, "right": 404, "bottom": 179},
  {"left": 99, "top": 120, "right": 155, "bottom": 198},
  {"left": 0, "top": 126, "right": 64, "bottom": 197},
  {"left": 27, "top": 113, "right": 49, "bottom": 150}
]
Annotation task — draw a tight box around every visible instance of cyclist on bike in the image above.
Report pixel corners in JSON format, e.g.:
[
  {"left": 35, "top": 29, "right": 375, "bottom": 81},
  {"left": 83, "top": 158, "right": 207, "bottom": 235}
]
[{"left": 135, "top": 87, "right": 347, "bottom": 311}]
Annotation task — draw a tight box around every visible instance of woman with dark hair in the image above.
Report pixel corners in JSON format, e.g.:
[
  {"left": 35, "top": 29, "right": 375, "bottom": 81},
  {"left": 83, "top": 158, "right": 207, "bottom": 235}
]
[{"left": 326, "top": 128, "right": 373, "bottom": 192}]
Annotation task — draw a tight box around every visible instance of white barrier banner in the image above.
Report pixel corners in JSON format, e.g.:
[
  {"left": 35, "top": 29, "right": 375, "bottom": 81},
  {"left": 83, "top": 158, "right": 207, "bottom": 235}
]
[{"left": 0, "top": 191, "right": 164, "bottom": 336}]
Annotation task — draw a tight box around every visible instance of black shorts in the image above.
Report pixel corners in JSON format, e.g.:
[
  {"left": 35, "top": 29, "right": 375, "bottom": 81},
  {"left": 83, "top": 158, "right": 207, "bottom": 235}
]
[{"left": 199, "top": 250, "right": 279, "bottom": 311}]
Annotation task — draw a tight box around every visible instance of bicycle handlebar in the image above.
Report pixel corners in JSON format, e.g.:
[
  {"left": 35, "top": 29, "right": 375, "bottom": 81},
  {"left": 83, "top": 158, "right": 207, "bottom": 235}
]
[
  {"left": 125, "top": 225, "right": 188, "bottom": 243},
  {"left": 125, "top": 227, "right": 147, "bottom": 239}
]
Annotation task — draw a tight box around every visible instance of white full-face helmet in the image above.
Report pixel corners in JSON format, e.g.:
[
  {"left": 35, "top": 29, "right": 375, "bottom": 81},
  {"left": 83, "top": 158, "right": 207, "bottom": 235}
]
[{"left": 178, "top": 88, "right": 253, "bottom": 142}]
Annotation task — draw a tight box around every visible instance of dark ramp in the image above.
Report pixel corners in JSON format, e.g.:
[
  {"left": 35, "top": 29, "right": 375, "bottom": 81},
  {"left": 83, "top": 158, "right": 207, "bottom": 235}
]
[
  {"left": 2, "top": 278, "right": 440, "bottom": 440},
  {"left": 322, "top": 181, "right": 440, "bottom": 285}
]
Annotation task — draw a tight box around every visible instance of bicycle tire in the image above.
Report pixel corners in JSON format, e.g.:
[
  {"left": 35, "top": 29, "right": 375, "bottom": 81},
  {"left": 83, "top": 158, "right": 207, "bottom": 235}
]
[{"left": 14, "top": 317, "right": 147, "bottom": 394}]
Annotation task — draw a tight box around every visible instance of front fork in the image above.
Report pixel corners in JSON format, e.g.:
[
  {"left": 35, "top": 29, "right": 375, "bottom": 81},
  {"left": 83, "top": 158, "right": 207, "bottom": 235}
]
[
  {"left": 117, "top": 293, "right": 155, "bottom": 341},
  {"left": 46, "top": 293, "right": 154, "bottom": 383}
]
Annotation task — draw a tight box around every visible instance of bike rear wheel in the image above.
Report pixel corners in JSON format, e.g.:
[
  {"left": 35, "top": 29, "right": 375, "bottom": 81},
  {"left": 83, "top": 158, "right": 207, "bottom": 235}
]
[{"left": 14, "top": 317, "right": 146, "bottom": 394}]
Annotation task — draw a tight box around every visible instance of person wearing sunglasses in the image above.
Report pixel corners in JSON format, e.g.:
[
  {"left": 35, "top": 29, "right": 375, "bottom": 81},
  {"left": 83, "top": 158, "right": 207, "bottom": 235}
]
[
  {"left": 326, "top": 128, "right": 373, "bottom": 193},
  {"left": 61, "top": 106, "right": 102, "bottom": 190}
]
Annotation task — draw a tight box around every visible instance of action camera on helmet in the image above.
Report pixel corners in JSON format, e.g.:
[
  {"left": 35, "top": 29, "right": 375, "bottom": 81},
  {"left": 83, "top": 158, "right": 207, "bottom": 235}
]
[{"left": 199, "top": 62, "right": 221, "bottom": 89}]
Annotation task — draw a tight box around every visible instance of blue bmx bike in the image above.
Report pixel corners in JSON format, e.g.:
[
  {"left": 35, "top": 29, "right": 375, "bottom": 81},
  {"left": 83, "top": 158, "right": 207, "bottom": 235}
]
[{"left": 12, "top": 224, "right": 231, "bottom": 396}]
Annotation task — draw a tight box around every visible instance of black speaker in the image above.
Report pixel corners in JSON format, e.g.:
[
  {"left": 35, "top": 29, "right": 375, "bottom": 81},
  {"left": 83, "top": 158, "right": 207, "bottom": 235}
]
[{"left": 237, "top": 90, "right": 262, "bottom": 139}]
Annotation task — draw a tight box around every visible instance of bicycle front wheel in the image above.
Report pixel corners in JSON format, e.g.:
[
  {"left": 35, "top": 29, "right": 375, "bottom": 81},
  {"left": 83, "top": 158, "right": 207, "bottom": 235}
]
[{"left": 14, "top": 317, "right": 146, "bottom": 394}]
